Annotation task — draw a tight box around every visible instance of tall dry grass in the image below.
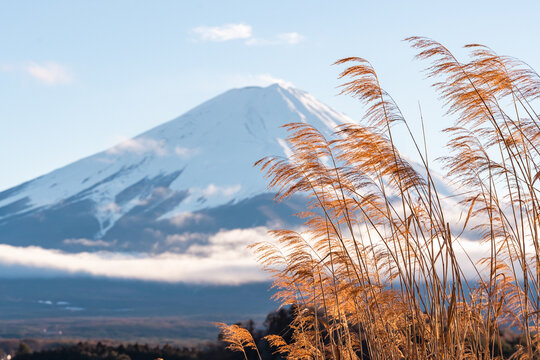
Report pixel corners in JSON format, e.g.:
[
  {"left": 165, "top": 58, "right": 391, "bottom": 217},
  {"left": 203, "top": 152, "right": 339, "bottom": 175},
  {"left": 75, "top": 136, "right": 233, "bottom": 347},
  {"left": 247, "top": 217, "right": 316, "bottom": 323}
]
[{"left": 219, "top": 37, "right": 540, "bottom": 359}]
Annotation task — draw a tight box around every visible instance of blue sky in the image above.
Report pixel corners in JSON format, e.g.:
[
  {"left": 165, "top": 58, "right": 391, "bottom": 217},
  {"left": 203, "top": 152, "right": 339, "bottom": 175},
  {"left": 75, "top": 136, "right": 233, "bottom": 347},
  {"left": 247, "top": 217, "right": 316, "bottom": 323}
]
[{"left": 1, "top": 0, "right": 539, "bottom": 191}]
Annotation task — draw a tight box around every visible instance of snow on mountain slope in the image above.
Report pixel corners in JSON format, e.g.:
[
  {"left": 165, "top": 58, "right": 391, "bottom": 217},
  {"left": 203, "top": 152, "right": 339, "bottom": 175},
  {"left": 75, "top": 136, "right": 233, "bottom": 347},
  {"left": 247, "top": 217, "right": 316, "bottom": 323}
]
[
  {"left": 0, "top": 83, "right": 473, "bottom": 284},
  {"left": 0, "top": 84, "right": 353, "bottom": 250}
]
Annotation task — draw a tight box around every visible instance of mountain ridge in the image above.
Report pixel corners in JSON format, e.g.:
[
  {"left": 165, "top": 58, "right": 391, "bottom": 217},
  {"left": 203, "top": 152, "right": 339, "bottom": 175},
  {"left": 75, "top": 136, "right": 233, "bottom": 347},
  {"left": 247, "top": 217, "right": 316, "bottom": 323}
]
[{"left": 0, "top": 84, "right": 351, "bottom": 254}]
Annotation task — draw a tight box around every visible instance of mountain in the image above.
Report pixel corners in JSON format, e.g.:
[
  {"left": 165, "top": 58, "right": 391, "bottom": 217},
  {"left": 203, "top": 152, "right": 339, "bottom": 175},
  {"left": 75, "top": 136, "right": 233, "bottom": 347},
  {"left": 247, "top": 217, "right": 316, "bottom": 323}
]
[
  {"left": 0, "top": 84, "right": 466, "bottom": 342},
  {"left": 0, "top": 84, "right": 351, "bottom": 255}
]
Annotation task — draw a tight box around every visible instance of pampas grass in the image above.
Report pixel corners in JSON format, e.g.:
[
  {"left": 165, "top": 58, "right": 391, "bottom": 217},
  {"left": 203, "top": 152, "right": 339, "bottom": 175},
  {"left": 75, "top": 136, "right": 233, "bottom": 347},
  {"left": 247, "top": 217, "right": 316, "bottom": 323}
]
[{"left": 219, "top": 37, "right": 540, "bottom": 360}]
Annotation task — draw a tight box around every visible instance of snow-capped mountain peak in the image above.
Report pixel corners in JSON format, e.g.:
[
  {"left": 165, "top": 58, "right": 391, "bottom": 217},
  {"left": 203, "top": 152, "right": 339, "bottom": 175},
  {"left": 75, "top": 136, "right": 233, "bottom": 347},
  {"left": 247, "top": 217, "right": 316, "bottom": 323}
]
[{"left": 0, "top": 84, "right": 352, "bottom": 248}]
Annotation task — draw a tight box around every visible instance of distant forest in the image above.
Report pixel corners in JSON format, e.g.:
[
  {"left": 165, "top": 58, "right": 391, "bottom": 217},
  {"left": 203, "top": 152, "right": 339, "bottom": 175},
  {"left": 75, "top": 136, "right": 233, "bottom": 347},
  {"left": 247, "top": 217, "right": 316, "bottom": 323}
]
[
  {"left": 7, "top": 304, "right": 527, "bottom": 360},
  {"left": 9, "top": 307, "right": 296, "bottom": 360}
]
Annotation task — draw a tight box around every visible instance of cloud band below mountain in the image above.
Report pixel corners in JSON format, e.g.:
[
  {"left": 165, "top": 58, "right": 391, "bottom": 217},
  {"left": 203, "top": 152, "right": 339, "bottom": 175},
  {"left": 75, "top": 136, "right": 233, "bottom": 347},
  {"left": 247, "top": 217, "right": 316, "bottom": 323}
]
[{"left": 0, "top": 227, "right": 270, "bottom": 284}]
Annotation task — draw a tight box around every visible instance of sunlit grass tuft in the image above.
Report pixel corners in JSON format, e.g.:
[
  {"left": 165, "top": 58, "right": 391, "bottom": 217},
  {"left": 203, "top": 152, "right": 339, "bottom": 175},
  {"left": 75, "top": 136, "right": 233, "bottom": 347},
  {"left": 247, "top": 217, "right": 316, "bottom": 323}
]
[{"left": 219, "top": 37, "right": 540, "bottom": 359}]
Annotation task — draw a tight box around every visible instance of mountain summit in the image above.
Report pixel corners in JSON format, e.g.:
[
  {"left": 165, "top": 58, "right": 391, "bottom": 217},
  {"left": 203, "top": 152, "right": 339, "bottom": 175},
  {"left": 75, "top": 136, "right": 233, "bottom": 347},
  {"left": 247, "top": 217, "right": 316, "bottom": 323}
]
[{"left": 0, "top": 84, "right": 351, "bottom": 252}]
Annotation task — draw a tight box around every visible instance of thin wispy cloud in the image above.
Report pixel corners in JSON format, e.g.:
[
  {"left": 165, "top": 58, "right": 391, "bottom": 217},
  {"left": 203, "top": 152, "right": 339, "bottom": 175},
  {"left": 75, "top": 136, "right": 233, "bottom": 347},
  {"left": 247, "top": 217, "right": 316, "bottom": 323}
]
[
  {"left": 191, "top": 23, "right": 252, "bottom": 42},
  {"left": 25, "top": 62, "right": 73, "bottom": 85},
  {"left": 63, "top": 238, "right": 112, "bottom": 247},
  {"left": 165, "top": 232, "right": 206, "bottom": 244},
  {"left": 1, "top": 62, "right": 73, "bottom": 85},
  {"left": 190, "top": 24, "right": 304, "bottom": 46},
  {"left": 106, "top": 137, "right": 199, "bottom": 159},
  {"left": 107, "top": 137, "right": 168, "bottom": 156},
  {"left": 169, "top": 212, "right": 208, "bottom": 227},
  {"left": 202, "top": 184, "right": 242, "bottom": 197},
  {"left": 213, "top": 73, "right": 294, "bottom": 91},
  {"left": 277, "top": 32, "right": 304, "bottom": 45},
  {"left": 255, "top": 74, "right": 294, "bottom": 88}
]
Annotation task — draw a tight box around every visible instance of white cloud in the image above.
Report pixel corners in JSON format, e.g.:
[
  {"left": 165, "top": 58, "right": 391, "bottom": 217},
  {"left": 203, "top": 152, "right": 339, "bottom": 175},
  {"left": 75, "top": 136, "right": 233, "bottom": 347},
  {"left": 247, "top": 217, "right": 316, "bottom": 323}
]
[
  {"left": 189, "top": 24, "right": 303, "bottom": 46},
  {"left": 277, "top": 32, "right": 304, "bottom": 45},
  {"left": 105, "top": 138, "right": 198, "bottom": 159},
  {"left": 191, "top": 23, "right": 252, "bottom": 42},
  {"left": 0, "top": 62, "right": 73, "bottom": 85},
  {"left": 212, "top": 73, "right": 294, "bottom": 92},
  {"left": 0, "top": 227, "right": 273, "bottom": 284},
  {"left": 202, "top": 184, "right": 242, "bottom": 197},
  {"left": 256, "top": 74, "right": 294, "bottom": 88},
  {"left": 63, "top": 238, "right": 112, "bottom": 247},
  {"left": 166, "top": 232, "right": 207, "bottom": 244},
  {"left": 25, "top": 62, "right": 73, "bottom": 85},
  {"left": 187, "top": 227, "right": 268, "bottom": 257},
  {"left": 0, "top": 222, "right": 508, "bottom": 284},
  {"left": 107, "top": 137, "right": 167, "bottom": 156},
  {"left": 169, "top": 212, "right": 208, "bottom": 227}
]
